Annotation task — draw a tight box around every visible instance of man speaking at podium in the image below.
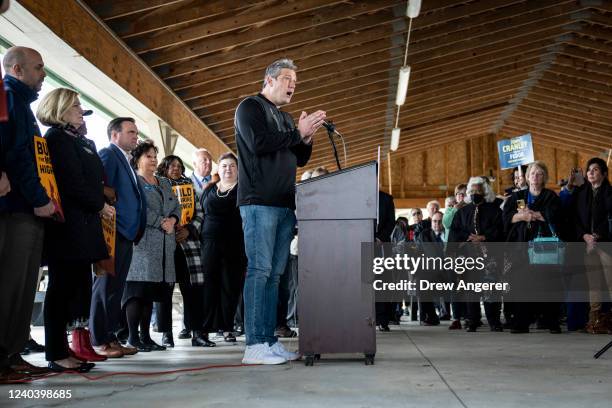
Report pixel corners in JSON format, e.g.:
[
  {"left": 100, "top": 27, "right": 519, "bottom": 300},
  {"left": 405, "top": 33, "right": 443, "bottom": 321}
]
[{"left": 235, "top": 58, "right": 326, "bottom": 365}]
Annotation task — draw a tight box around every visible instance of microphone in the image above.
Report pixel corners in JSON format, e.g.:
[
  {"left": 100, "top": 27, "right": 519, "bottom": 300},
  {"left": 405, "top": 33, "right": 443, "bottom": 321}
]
[{"left": 322, "top": 121, "right": 337, "bottom": 134}]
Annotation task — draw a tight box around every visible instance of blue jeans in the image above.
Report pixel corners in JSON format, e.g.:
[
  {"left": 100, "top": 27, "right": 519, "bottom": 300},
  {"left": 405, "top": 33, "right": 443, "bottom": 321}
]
[{"left": 240, "top": 205, "right": 295, "bottom": 346}]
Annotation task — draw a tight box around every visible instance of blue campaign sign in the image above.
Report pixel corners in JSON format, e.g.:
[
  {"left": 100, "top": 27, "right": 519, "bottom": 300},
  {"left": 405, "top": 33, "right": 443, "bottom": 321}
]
[{"left": 497, "top": 133, "right": 534, "bottom": 170}]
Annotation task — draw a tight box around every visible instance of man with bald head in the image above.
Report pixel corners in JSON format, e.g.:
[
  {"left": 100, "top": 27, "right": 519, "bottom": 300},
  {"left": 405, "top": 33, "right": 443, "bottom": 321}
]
[{"left": 0, "top": 46, "right": 54, "bottom": 382}]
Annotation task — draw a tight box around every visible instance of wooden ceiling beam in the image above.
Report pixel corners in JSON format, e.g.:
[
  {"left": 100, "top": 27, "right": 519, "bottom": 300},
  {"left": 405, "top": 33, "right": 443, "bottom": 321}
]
[
  {"left": 529, "top": 87, "right": 612, "bottom": 113},
  {"left": 18, "top": 0, "right": 231, "bottom": 159},
  {"left": 201, "top": 71, "right": 527, "bottom": 129},
  {"left": 548, "top": 64, "right": 612, "bottom": 86},
  {"left": 540, "top": 72, "right": 612, "bottom": 97},
  {"left": 197, "top": 71, "right": 393, "bottom": 114},
  {"left": 309, "top": 120, "right": 498, "bottom": 167},
  {"left": 83, "top": 0, "right": 183, "bottom": 21},
  {"left": 162, "top": 24, "right": 399, "bottom": 82},
  {"left": 161, "top": 0, "right": 579, "bottom": 80},
  {"left": 325, "top": 109, "right": 502, "bottom": 157},
  {"left": 506, "top": 116, "right": 612, "bottom": 148},
  {"left": 537, "top": 78, "right": 612, "bottom": 102},
  {"left": 214, "top": 87, "right": 517, "bottom": 135},
  {"left": 145, "top": 1, "right": 404, "bottom": 67},
  {"left": 183, "top": 44, "right": 546, "bottom": 107},
  {"left": 561, "top": 44, "right": 612, "bottom": 65},
  {"left": 205, "top": 87, "right": 390, "bottom": 128},
  {"left": 168, "top": 36, "right": 400, "bottom": 90},
  {"left": 407, "top": 2, "right": 584, "bottom": 55},
  {"left": 521, "top": 98, "right": 612, "bottom": 127},
  {"left": 555, "top": 54, "right": 612, "bottom": 77},
  {"left": 503, "top": 124, "right": 609, "bottom": 153},
  {"left": 153, "top": 0, "right": 506, "bottom": 75},
  {"left": 130, "top": 0, "right": 350, "bottom": 53},
  {"left": 511, "top": 110, "right": 612, "bottom": 142},
  {"left": 179, "top": 47, "right": 401, "bottom": 101},
  {"left": 108, "top": 0, "right": 262, "bottom": 38},
  {"left": 568, "top": 35, "right": 612, "bottom": 54},
  {"left": 200, "top": 57, "right": 533, "bottom": 119}
]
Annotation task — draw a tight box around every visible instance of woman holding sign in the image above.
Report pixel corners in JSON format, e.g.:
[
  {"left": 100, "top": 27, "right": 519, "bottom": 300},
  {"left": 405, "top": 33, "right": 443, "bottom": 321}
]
[
  {"left": 36, "top": 88, "right": 114, "bottom": 372},
  {"left": 200, "top": 152, "right": 247, "bottom": 343},
  {"left": 154, "top": 155, "right": 208, "bottom": 348}
]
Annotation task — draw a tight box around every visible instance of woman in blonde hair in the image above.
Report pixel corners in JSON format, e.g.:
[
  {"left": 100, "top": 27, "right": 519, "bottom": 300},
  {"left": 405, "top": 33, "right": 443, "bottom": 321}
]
[
  {"left": 502, "top": 160, "right": 563, "bottom": 334},
  {"left": 36, "top": 88, "right": 114, "bottom": 372}
]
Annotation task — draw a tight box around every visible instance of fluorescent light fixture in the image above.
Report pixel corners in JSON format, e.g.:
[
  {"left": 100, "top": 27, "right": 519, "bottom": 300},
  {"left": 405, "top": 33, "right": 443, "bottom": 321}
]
[
  {"left": 391, "top": 127, "right": 401, "bottom": 151},
  {"left": 407, "top": 0, "right": 422, "bottom": 18},
  {"left": 395, "top": 65, "right": 411, "bottom": 106}
]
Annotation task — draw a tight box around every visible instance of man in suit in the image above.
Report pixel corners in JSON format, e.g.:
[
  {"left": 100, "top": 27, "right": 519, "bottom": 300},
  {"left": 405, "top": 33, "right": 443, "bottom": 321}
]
[
  {"left": 416, "top": 211, "right": 446, "bottom": 326},
  {"left": 89, "top": 117, "right": 146, "bottom": 357},
  {"left": 375, "top": 190, "right": 396, "bottom": 331},
  {"left": 190, "top": 148, "right": 212, "bottom": 199}
]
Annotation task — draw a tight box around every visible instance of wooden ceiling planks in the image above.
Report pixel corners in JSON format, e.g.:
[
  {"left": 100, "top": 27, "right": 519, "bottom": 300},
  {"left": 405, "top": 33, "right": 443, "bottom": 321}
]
[{"left": 71, "top": 0, "right": 611, "bottom": 185}]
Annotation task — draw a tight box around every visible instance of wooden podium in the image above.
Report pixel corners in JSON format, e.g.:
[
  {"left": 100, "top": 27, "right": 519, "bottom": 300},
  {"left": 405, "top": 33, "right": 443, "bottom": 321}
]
[{"left": 296, "top": 161, "right": 378, "bottom": 366}]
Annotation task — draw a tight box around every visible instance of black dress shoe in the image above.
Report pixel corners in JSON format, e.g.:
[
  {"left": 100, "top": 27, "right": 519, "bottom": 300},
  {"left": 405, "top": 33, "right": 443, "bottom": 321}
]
[
  {"left": 22, "top": 338, "right": 45, "bottom": 354},
  {"left": 224, "top": 333, "right": 236, "bottom": 343},
  {"left": 125, "top": 342, "right": 152, "bottom": 352},
  {"left": 378, "top": 324, "right": 390, "bottom": 332},
  {"left": 491, "top": 325, "right": 504, "bottom": 332},
  {"left": 140, "top": 338, "right": 166, "bottom": 351},
  {"left": 549, "top": 326, "right": 562, "bottom": 334},
  {"left": 48, "top": 361, "right": 95, "bottom": 373},
  {"left": 466, "top": 325, "right": 477, "bottom": 332},
  {"left": 178, "top": 329, "right": 191, "bottom": 339},
  {"left": 162, "top": 332, "right": 174, "bottom": 347},
  {"left": 192, "top": 335, "right": 216, "bottom": 347}
]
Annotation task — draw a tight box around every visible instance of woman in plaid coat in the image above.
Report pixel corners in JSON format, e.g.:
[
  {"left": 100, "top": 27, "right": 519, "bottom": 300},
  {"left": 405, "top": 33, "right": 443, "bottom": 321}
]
[{"left": 153, "top": 155, "right": 211, "bottom": 347}]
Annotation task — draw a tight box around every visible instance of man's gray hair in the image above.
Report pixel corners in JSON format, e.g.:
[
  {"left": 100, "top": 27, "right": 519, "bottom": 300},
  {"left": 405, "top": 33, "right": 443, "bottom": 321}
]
[{"left": 263, "top": 58, "right": 297, "bottom": 89}]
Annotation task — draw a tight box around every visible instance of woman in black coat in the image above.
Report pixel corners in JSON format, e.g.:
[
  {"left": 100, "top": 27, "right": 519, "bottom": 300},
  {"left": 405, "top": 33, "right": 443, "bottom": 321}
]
[
  {"left": 448, "top": 176, "right": 504, "bottom": 332},
  {"left": 502, "top": 161, "right": 563, "bottom": 334},
  {"left": 36, "top": 88, "right": 114, "bottom": 372},
  {"left": 570, "top": 158, "right": 612, "bottom": 333}
]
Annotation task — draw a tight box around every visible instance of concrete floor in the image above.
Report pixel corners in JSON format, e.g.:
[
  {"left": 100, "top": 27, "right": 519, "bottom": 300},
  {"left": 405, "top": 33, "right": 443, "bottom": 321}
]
[{"left": 4, "top": 321, "right": 612, "bottom": 408}]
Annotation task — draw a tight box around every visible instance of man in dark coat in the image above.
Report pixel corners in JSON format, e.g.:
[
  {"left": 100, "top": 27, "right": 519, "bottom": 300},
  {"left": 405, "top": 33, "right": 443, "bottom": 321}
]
[{"left": 0, "top": 46, "right": 54, "bottom": 383}]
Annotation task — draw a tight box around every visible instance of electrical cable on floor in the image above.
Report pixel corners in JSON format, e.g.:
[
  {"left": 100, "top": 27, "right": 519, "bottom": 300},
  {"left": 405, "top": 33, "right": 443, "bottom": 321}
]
[
  {"left": 401, "top": 328, "right": 469, "bottom": 408},
  {"left": 7, "top": 362, "right": 256, "bottom": 384},
  {"left": 8, "top": 337, "right": 303, "bottom": 384}
]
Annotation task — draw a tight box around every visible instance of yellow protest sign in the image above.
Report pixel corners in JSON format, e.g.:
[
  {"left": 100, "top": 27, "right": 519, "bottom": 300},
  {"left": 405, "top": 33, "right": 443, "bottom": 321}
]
[
  {"left": 33, "top": 136, "right": 64, "bottom": 222},
  {"left": 172, "top": 184, "right": 195, "bottom": 225},
  {"left": 96, "top": 213, "right": 116, "bottom": 276}
]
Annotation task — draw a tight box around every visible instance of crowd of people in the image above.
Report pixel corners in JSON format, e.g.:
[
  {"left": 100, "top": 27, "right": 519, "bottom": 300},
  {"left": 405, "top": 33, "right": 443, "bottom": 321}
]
[
  {"left": 0, "top": 47, "right": 329, "bottom": 381},
  {"left": 385, "top": 161, "right": 612, "bottom": 336},
  {"left": 0, "top": 39, "right": 610, "bottom": 384}
]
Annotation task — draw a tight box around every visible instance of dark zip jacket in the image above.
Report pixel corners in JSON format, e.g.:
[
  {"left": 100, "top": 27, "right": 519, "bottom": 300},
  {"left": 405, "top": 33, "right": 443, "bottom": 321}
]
[
  {"left": 234, "top": 93, "right": 312, "bottom": 209},
  {"left": 0, "top": 75, "right": 49, "bottom": 213}
]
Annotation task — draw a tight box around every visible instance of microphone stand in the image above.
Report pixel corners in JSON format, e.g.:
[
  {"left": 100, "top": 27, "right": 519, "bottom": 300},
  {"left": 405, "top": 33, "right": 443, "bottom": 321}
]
[
  {"left": 594, "top": 340, "right": 612, "bottom": 359},
  {"left": 324, "top": 122, "right": 342, "bottom": 171}
]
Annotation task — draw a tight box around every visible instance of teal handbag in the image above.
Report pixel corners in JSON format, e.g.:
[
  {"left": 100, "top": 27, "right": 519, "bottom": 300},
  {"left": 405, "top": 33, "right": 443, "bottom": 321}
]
[{"left": 528, "top": 223, "right": 565, "bottom": 265}]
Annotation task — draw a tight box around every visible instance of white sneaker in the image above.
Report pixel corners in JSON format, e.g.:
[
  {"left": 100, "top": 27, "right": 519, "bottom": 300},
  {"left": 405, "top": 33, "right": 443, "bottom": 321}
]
[
  {"left": 269, "top": 341, "right": 301, "bottom": 361},
  {"left": 242, "top": 343, "right": 287, "bottom": 365}
]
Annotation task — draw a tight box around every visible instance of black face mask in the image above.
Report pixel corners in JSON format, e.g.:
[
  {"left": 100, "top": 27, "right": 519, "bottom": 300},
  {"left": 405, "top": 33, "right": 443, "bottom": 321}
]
[{"left": 470, "top": 193, "right": 484, "bottom": 205}]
